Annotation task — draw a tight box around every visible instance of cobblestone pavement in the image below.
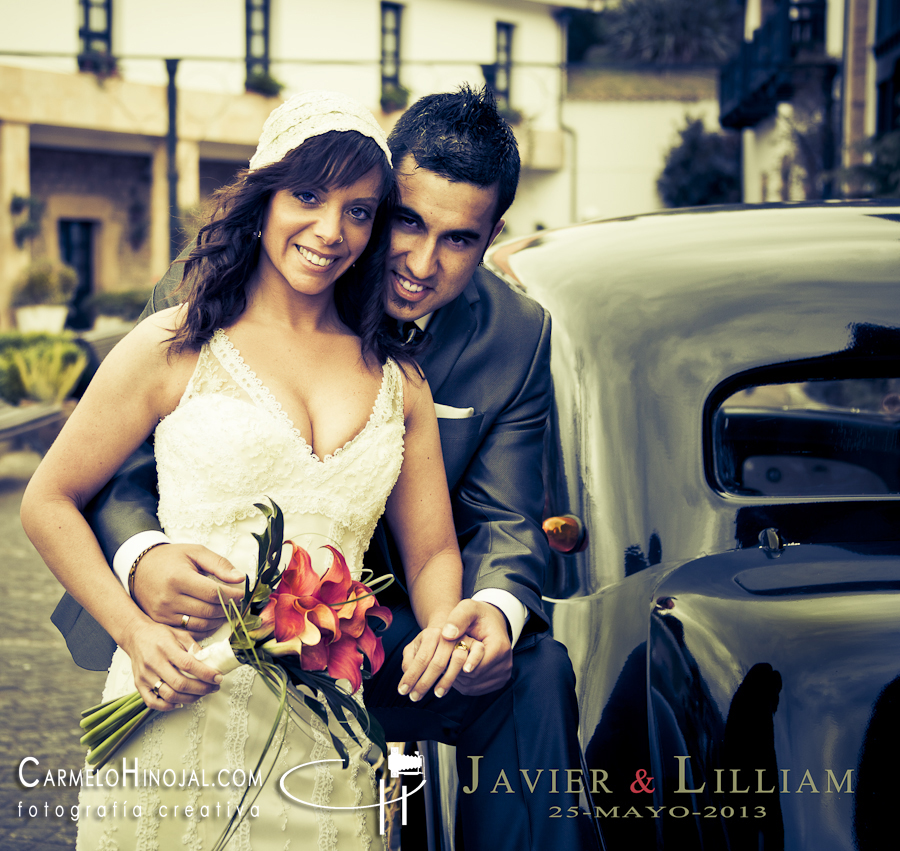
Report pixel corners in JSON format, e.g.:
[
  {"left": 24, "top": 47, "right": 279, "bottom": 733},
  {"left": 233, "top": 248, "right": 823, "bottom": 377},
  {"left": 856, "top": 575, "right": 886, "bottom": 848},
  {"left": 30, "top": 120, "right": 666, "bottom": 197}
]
[{"left": 0, "top": 452, "right": 107, "bottom": 850}]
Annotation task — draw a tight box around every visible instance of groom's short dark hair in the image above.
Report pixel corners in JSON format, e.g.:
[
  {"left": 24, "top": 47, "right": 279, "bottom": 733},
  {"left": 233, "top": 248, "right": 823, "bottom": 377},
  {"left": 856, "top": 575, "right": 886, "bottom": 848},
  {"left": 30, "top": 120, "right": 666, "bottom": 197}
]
[{"left": 387, "top": 85, "right": 520, "bottom": 223}]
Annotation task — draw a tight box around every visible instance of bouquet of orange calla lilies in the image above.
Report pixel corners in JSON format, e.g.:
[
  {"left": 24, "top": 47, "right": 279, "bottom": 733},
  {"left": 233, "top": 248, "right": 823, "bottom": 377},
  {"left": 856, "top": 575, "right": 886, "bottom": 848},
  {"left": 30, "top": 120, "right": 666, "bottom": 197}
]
[{"left": 78, "top": 499, "right": 393, "bottom": 848}]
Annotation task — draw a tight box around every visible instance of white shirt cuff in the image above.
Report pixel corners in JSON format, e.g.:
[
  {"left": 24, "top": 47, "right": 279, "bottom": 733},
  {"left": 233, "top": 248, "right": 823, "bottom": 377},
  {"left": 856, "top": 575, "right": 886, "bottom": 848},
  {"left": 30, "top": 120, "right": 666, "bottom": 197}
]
[
  {"left": 112, "top": 531, "right": 172, "bottom": 589},
  {"left": 472, "top": 589, "right": 529, "bottom": 647}
]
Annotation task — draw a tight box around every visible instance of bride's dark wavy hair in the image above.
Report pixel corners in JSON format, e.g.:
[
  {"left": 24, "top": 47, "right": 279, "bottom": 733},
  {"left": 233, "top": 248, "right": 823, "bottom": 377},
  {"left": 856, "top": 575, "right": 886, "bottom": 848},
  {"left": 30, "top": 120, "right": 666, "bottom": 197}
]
[{"left": 167, "top": 130, "right": 421, "bottom": 368}]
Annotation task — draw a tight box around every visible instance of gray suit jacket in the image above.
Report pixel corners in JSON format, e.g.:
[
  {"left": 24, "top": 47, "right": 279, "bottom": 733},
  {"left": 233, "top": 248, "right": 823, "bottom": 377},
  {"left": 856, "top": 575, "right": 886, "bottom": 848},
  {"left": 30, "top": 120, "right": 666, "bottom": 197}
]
[{"left": 52, "top": 264, "right": 552, "bottom": 669}]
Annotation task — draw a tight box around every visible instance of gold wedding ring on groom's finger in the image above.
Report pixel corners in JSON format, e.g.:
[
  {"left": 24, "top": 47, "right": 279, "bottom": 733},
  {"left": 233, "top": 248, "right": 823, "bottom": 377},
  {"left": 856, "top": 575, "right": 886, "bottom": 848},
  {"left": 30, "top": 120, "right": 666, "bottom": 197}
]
[
  {"left": 151, "top": 679, "right": 164, "bottom": 698},
  {"left": 456, "top": 641, "right": 470, "bottom": 652},
  {"left": 180, "top": 614, "right": 190, "bottom": 629}
]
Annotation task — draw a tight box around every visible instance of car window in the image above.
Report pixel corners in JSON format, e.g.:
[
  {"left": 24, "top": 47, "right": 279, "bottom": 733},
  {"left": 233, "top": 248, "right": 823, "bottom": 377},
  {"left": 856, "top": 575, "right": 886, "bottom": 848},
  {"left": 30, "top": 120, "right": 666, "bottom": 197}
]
[{"left": 713, "top": 378, "right": 900, "bottom": 497}]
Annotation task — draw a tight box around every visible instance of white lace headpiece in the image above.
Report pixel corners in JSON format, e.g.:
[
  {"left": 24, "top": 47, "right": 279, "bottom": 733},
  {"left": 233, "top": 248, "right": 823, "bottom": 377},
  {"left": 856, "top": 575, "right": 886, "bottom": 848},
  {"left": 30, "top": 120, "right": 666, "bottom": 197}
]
[{"left": 249, "top": 90, "right": 391, "bottom": 172}]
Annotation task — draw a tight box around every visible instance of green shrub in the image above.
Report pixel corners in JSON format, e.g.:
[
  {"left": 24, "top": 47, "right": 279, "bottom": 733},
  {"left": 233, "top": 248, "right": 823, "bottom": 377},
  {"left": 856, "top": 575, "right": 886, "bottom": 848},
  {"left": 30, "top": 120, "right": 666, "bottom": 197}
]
[
  {"left": 12, "top": 260, "right": 78, "bottom": 307},
  {"left": 0, "top": 333, "right": 85, "bottom": 404},
  {"left": 658, "top": 117, "right": 741, "bottom": 207},
  {"left": 87, "top": 289, "right": 152, "bottom": 322},
  {"left": 11, "top": 340, "right": 88, "bottom": 404},
  {"left": 568, "top": 0, "right": 741, "bottom": 65}
]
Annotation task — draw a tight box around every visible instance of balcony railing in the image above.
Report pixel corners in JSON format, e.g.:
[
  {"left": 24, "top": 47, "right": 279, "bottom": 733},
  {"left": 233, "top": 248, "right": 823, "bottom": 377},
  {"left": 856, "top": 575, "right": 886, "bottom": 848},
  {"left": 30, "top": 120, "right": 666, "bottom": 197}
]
[{"left": 720, "top": 0, "right": 827, "bottom": 130}]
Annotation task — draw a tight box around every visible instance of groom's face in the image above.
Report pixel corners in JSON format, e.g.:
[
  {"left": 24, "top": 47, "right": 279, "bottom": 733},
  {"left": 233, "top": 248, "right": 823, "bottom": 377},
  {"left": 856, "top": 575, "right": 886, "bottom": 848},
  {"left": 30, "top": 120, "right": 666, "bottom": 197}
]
[{"left": 385, "top": 155, "right": 505, "bottom": 321}]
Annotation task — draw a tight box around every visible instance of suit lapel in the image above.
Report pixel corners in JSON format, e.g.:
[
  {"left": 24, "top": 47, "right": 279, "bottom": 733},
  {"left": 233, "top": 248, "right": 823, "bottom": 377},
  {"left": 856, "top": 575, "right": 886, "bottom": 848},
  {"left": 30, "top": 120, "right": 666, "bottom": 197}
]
[{"left": 419, "top": 278, "right": 479, "bottom": 397}]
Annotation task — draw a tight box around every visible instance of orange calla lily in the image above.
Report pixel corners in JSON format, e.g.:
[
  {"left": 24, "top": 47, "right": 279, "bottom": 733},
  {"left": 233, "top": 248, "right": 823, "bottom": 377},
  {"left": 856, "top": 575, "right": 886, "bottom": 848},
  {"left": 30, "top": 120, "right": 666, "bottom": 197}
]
[{"left": 258, "top": 541, "right": 392, "bottom": 690}]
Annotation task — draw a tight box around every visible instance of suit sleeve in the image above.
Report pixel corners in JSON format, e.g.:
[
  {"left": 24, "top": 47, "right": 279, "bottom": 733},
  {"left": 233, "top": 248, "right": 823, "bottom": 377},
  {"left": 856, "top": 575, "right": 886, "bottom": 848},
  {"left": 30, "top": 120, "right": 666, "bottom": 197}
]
[{"left": 453, "top": 309, "right": 552, "bottom": 635}]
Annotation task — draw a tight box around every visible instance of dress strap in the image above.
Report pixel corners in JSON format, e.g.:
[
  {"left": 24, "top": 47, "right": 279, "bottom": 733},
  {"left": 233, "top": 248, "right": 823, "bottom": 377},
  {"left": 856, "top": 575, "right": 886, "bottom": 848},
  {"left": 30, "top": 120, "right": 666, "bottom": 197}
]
[
  {"left": 171, "top": 340, "right": 217, "bottom": 411},
  {"left": 377, "top": 358, "right": 405, "bottom": 424}
]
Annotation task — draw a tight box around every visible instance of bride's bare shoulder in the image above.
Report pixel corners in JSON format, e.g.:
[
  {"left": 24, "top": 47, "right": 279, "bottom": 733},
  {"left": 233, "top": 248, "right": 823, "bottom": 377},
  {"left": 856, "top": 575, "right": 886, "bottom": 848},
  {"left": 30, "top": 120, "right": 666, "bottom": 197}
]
[
  {"left": 97, "top": 305, "right": 195, "bottom": 378},
  {"left": 118, "top": 305, "right": 188, "bottom": 355},
  {"left": 139, "top": 304, "right": 187, "bottom": 339}
]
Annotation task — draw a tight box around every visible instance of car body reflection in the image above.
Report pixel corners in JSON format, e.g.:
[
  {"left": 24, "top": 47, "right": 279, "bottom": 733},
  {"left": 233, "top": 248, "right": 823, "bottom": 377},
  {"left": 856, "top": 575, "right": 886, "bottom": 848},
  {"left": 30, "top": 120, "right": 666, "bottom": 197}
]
[{"left": 487, "top": 203, "right": 900, "bottom": 851}]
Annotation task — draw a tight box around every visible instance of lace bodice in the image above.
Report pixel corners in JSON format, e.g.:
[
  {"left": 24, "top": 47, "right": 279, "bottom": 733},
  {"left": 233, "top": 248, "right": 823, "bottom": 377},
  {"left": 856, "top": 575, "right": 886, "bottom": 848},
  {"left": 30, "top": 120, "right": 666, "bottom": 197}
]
[{"left": 154, "top": 329, "right": 405, "bottom": 578}]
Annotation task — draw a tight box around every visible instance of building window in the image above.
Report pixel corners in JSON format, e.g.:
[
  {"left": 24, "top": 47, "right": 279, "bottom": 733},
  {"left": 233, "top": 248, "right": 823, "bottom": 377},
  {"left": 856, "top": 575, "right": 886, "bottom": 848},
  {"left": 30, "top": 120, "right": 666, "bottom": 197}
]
[
  {"left": 78, "top": 0, "right": 114, "bottom": 73},
  {"left": 380, "top": 3, "right": 407, "bottom": 111},
  {"left": 246, "top": 0, "right": 271, "bottom": 81},
  {"left": 493, "top": 22, "right": 514, "bottom": 109},
  {"left": 381, "top": 3, "right": 402, "bottom": 89}
]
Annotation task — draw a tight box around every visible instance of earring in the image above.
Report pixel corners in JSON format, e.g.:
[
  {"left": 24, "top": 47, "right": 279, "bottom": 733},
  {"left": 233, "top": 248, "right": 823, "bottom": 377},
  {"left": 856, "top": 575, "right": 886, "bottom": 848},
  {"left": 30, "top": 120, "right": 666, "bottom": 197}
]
[{"left": 256, "top": 230, "right": 261, "bottom": 239}]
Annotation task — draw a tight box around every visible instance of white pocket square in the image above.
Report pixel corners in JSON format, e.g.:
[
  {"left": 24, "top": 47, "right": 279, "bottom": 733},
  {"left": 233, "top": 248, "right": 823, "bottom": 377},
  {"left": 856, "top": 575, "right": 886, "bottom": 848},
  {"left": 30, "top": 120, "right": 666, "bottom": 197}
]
[{"left": 434, "top": 403, "right": 475, "bottom": 419}]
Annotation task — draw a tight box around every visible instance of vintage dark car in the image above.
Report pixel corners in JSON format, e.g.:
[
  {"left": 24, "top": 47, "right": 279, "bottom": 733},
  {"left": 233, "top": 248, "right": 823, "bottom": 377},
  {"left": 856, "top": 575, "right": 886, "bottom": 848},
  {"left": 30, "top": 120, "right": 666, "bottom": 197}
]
[{"left": 424, "top": 202, "right": 900, "bottom": 851}]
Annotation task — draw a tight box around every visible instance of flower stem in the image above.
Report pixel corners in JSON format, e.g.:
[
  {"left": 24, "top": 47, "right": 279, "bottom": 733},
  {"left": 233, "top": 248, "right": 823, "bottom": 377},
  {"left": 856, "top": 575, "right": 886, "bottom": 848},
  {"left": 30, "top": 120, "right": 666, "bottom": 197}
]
[
  {"left": 80, "top": 693, "right": 146, "bottom": 747},
  {"left": 86, "top": 706, "right": 154, "bottom": 769},
  {"left": 80, "top": 691, "right": 136, "bottom": 726}
]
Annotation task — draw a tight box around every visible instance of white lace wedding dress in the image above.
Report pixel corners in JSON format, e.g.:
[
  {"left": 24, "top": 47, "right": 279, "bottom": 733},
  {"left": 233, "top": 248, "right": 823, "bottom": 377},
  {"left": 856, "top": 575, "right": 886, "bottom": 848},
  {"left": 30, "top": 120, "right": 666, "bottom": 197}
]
[{"left": 76, "top": 329, "right": 405, "bottom": 851}]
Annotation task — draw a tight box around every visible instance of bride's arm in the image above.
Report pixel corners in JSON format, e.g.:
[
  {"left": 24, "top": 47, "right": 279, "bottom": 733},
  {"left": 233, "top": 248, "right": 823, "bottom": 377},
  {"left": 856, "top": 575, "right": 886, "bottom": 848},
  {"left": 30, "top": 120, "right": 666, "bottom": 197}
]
[
  {"left": 21, "top": 310, "right": 222, "bottom": 709},
  {"left": 383, "top": 372, "right": 483, "bottom": 701}
]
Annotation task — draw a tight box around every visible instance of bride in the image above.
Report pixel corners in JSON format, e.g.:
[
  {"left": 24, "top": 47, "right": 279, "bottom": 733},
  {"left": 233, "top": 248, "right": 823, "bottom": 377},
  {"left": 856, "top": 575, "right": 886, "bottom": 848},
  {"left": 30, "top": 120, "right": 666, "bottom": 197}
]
[{"left": 21, "top": 91, "right": 478, "bottom": 850}]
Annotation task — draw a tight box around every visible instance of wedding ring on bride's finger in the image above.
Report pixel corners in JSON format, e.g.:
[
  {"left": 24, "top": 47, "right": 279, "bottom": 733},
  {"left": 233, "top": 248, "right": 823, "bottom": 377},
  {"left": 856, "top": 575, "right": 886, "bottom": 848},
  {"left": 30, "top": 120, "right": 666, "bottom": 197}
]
[
  {"left": 151, "top": 679, "right": 164, "bottom": 698},
  {"left": 180, "top": 614, "right": 190, "bottom": 629},
  {"left": 456, "top": 640, "right": 471, "bottom": 652}
]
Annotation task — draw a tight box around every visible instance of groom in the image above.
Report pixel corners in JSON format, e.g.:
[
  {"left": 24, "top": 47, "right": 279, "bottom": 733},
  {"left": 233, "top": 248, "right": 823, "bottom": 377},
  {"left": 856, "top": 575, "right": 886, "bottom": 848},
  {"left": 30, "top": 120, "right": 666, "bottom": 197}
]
[{"left": 53, "top": 86, "right": 597, "bottom": 850}]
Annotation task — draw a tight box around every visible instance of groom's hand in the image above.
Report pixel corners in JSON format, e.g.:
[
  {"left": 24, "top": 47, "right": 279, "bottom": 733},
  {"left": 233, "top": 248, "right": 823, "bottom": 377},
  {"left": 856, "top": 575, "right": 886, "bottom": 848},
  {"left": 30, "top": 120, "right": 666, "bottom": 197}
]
[
  {"left": 133, "top": 544, "right": 245, "bottom": 640},
  {"left": 441, "top": 600, "right": 513, "bottom": 695}
]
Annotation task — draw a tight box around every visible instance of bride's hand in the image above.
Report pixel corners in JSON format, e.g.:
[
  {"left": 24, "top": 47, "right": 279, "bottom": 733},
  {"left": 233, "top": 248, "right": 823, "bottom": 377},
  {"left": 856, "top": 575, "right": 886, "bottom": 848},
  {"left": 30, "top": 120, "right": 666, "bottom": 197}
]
[
  {"left": 398, "top": 626, "right": 485, "bottom": 702},
  {"left": 133, "top": 543, "right": 245, "bottom": 640},
  {"left": 119, "top": 620, "right": 224, "bottom": 711}
]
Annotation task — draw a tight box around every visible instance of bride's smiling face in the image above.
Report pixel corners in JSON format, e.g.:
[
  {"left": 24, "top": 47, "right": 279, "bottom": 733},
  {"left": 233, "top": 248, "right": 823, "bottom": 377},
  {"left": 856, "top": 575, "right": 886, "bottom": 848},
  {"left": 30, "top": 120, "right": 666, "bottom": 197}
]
[{"left": 255, "top": 168, "right": 382, "bottom": 298}]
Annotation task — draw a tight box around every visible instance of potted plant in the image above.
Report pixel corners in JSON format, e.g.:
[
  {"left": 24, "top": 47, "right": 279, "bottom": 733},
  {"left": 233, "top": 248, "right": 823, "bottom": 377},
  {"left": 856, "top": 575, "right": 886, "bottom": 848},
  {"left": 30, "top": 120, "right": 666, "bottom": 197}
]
[
  {"left": 10, "top": 194, "right": 45, "bottom": 248},
  {"left": 380, "top": 83, "right": 410, "bottom": 114},
  {"left": 78, "top": 50, "right": 118, "bottom": 79},
  {"left": 12, "top": 260, "right": 78, "bottom": 333},
  {"left": 245, "top": 70, "right": 285, "bottom": 98}
]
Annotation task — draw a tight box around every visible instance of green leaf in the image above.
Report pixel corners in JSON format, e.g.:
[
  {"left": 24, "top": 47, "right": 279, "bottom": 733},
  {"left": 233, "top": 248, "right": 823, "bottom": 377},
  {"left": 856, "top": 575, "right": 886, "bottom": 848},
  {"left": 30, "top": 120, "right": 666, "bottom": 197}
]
[
  {"left": 211, "top": 664, "right": 288, "bottom": 851},
  {"left": 252, "top": 529, "right": 269, "bottom": 573},
  {"left": 366, "top": 714, "right": 387, "bottom": 759},
  {"left": 240, "top": 575, "right": 252, "bottom": 612},
  {"left": 252, "top": 499, "right": 286, "bottom": 592},
  {"left": 269, "top": 502, "right": 284, "bottom": 566}
]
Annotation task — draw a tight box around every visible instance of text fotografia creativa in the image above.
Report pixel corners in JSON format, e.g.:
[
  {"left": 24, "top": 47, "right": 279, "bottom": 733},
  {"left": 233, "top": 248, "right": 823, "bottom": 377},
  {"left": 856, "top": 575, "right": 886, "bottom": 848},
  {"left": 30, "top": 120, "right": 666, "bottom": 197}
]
[{"left": 17, "top": 799, "right": 260, "bottom": 824}]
